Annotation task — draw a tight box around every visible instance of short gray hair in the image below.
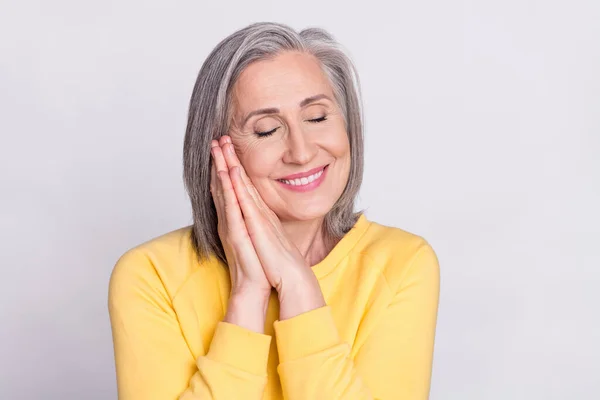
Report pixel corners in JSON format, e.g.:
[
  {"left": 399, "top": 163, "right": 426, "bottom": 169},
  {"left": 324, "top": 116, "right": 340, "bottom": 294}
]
[{"left": 183, "top": 22, "right": 365, "bottom": 264}]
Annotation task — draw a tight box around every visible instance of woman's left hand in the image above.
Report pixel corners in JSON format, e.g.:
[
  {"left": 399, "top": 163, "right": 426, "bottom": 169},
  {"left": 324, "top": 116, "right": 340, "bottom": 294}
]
[{"left": 217, "top": 135, "right": 326, "bottom": 319}]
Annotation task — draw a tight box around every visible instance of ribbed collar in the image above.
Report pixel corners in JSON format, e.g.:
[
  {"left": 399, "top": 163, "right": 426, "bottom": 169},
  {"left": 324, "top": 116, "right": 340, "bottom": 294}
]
[{"left": 311, "top": 213, "right": 371, "bottom": 279}]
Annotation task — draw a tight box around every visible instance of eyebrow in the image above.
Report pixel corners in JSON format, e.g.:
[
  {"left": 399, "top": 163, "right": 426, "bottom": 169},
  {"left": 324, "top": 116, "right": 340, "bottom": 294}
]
[{"left": 241, "top": 93, "right": 332, "bottom": 126}]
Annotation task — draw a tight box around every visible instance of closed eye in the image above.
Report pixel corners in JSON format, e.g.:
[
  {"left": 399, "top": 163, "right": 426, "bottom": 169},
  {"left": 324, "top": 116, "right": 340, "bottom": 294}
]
[
  {"left": 308, "top": 116, "right": 327, "bottom": 123},
  {"left": 256, "top": 127, "right": 278, "bottom": 137},
  {"left": 255, "top": 116, "right": 328, "bottom": 138}
]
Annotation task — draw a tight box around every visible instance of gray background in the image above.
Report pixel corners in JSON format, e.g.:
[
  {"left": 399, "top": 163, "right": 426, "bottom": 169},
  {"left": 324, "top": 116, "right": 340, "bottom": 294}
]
[{"left": 1, "top": 0, "right": 599, "bottom": 399}]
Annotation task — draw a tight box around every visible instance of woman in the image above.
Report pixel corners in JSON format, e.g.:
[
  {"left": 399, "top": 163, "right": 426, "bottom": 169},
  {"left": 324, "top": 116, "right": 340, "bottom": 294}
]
[{"left": 108, "top": 22, "right": 440, "bottom": 400}]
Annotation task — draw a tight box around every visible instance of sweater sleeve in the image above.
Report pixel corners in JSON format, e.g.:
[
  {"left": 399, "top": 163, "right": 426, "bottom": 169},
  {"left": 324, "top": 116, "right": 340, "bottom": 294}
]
[
  {"left": 273, "top": 243, "right": 440, "bottom": 400},
  {"left": 108, "top": 249, "right": 272, "bottom": 400}
]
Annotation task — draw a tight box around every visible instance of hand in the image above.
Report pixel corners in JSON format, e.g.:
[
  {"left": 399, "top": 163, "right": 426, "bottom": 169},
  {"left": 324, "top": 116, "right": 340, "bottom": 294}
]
[
  {"left": 210, "top": 137, "right": 271, "bottom": 332},
  {"left": 215, "top": 136, "right": 325, "bottom": 319}
]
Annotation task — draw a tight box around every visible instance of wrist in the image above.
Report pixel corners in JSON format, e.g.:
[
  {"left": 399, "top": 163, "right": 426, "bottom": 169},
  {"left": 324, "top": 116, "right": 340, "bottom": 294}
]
[
  {"left": 224, "top": 289, "right": 271, "bottom": 333},
  {"left": 230, "top": 285, "right": 272, "bottom": 302},
  {"left": 277, "top": 275, "right": 325, "bottom": 321}
]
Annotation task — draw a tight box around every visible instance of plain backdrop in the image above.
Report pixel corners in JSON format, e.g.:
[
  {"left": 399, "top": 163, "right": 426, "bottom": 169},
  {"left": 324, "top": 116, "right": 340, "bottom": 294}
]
[{"left": 1, "top": 0, "right": 599, "bottom": 399}]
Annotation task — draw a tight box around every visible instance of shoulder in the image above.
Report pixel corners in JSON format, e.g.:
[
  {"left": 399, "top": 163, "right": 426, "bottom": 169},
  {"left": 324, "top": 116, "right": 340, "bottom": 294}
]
[
  {"left": 108, "top": 225, "right": 211, "bottom": 302},
  {"left": 357, "top": 217, "right": 440, "bottom": 291}
]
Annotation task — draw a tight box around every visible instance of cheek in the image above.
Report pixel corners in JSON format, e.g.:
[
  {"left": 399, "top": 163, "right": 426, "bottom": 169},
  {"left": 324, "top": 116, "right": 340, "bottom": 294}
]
[
  {"left": 237, "top": 141, "right": 279, "bottom": 178},
  {"left": 325, "top": 127, "right": 351, "bottom": 159}
]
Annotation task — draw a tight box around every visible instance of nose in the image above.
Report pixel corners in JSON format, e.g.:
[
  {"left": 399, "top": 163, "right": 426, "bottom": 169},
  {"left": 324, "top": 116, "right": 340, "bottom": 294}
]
[{"left": 281, "top": 123, "right": 318, "bottom": 165}]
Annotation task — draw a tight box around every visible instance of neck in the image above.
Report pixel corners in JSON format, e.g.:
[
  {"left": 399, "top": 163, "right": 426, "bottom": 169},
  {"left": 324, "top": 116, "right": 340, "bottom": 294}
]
[{"left": 281, "top": 217, "right": 332, "bottom": 267}]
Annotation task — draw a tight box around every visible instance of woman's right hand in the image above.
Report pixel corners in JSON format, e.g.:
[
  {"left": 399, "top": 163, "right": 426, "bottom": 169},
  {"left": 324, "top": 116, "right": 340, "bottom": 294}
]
[{"left": 210, "top": 137, "right": 272, "bottom": 332}]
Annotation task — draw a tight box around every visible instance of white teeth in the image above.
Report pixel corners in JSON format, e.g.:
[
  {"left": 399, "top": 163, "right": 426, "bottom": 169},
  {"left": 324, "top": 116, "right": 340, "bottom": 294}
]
[{"left": 279, "top": 168, "right": 324, "bottom": 186}]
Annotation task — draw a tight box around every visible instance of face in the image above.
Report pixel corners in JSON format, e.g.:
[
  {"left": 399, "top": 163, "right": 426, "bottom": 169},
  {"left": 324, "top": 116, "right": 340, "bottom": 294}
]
[{"left": 229, "top": 51, "right": 351, "bottom": 223}]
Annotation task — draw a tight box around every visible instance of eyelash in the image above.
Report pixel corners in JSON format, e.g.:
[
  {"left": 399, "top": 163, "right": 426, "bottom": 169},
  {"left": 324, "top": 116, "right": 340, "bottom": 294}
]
[{"left": 255, "top": 116, "right": 328, "bottom": 138}]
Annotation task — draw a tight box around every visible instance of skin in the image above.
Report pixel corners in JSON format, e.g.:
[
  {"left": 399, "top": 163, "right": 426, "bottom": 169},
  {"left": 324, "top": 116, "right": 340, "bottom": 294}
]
[{"left": 209, "top": 50, "right": 351, "bottom": 332}]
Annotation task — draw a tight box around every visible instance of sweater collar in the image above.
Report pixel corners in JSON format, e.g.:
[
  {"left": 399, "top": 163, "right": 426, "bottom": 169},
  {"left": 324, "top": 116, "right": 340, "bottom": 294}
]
[{"left": 311, "top": 213, "right": 371, "bottom": 279}]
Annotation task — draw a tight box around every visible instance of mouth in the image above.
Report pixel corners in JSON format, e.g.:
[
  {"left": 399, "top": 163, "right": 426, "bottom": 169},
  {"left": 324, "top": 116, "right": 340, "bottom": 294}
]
[{"left": 276, "top": 164, "right": 329, "bottom": 192}]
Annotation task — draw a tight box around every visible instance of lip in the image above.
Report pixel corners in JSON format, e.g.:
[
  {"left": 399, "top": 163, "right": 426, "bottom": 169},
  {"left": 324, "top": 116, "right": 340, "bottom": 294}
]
[
  {"left": 276, "top": 164, "right": 329, "bottom": 193},
  {"left": 278, "top": 164, "right": 329, "bottom": 180}
]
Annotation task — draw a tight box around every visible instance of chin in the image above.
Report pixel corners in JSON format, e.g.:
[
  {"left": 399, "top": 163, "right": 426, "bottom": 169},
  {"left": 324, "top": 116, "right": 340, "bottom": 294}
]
[{"left": 276, "top": 201, "right": 334, "bottom": 222}]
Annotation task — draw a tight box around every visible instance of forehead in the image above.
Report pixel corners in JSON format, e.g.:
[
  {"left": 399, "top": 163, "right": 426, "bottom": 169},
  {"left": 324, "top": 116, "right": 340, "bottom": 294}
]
[{"left": 232, "top": 51, "right": 334, "bottom": 113}]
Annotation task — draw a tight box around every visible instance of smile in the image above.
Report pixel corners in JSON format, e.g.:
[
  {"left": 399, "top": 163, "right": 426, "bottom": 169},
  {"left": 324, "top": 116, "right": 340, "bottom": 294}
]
[{"left": 276, "top": 165, "right": 329, "bottom": 192}]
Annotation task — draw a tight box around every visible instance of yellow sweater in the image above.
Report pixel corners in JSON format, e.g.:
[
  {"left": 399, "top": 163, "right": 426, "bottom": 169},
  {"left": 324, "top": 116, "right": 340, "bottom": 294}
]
[{"left": 108, "top": 214, "right": 440, "bottom": 399}]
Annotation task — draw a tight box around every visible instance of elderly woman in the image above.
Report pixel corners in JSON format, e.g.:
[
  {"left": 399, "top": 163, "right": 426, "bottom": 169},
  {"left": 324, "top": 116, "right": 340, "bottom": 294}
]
[{"left": 108, "top": 22, "right": 440, "bottom": 400}]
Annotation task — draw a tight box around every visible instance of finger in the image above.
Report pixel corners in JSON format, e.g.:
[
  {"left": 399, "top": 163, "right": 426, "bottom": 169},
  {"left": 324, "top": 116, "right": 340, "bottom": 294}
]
[
  {"left": 217, "top": 166, "right": 248, "bottom": 242},
  {"left": 219, "top": 135, "right": 231, "bottom": 147},
  {"left": 211, "top": 144, "right": 228, "bottom": 174},
  {"left": 218, "top": 137, "right": 277, "bottom": 227},
  {"left": 222, "top": 142, "right": 250, "bottom": 186},
  {"left": 210, "top": 157, "right": 217, "bottom": 195},
  {"left": 229, "top": 166, "right": 285, "bottom": 268},
  {"left": 221, "top": 141, "right": 243, "bottom": 171},
  {"left": 220, "top": 141, "right": 270, "bottom": 211},
  {"left": 210, "top": 161, "right": 226, "bottom": 221},
  {"left": 217, "top": 181, "right": 267, "bottom": 292},
  {"left": 218, "top": 135, "right": 245, "bottom": 173},
  {"left": 230, "top": 165, "right": 263, "bottom": 226},
  {"left": 219, "top": 136, "right": 242, "bottom": 176}
]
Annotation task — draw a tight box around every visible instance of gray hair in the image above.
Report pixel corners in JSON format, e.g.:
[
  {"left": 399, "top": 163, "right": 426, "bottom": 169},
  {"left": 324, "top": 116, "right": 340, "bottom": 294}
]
[{"left": 183, "top": 22, "right": 365, "bottom": 264}]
